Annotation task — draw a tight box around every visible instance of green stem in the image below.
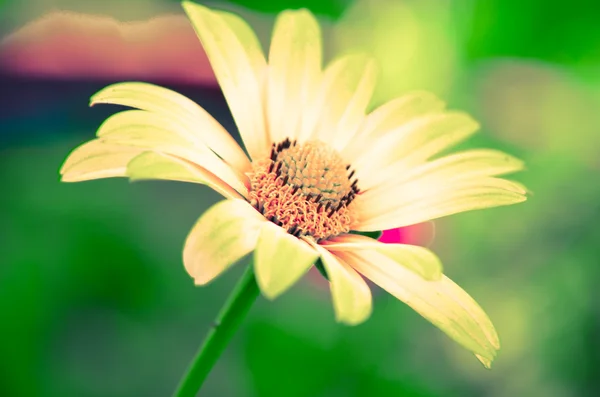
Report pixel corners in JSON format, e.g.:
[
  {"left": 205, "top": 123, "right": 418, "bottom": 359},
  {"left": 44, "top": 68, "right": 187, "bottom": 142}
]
[{"left": 173, "top": 262, "right": 260, "bottom": 397}]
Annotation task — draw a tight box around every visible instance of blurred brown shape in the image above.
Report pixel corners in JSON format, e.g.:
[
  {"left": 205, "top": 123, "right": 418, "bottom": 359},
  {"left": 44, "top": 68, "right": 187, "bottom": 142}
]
[{"left": 0, "top": 11, "right": 218, "bottom": 84}]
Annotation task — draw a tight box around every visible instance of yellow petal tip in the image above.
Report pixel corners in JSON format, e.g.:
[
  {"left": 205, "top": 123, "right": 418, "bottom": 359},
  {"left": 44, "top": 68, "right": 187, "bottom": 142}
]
[
  {"left": 193, "top": 277, "right": 209, "bottom": 286},
  {"left": 336, "top": 308, "right": 371, "bottom": 326},
  {"left": 476, "top": 353, "right": 496, "bottom": 369},
  {"left": 181, "top": 1, "right": 209, "bottom": 16},
  {"left": 259, "top": 288, "right": 279, "bottom": 301},
  {"left": 253, "top": 274, "right": 284, "bottom": 300}
]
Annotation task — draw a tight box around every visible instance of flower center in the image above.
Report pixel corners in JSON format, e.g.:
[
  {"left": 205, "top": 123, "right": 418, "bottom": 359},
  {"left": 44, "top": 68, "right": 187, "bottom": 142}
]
[{"left": 248, "top": 139, "right": 360, "bottom": 241}]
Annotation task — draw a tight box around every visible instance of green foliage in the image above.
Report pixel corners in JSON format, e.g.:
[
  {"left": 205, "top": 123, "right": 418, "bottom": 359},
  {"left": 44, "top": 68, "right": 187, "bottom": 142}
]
[
  {"left": 212, "top": 0, "right": 353, "bottom": 18},
  {"left": 349, "top": 230, "right": 383, "bottom": 240},
  {"left": 314, "top": 258, "right": 329, "bottom": 280}
]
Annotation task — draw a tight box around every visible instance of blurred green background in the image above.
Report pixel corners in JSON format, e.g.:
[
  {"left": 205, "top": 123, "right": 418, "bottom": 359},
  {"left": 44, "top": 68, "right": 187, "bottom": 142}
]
[{"left": 1, "top": 0, "right": 599, "bottom": 396}]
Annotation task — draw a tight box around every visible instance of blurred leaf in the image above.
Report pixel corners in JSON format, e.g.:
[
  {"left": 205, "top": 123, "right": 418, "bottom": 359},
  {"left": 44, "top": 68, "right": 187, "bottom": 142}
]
[
  {"left": 194, "top": 0, "right": 353, "bottom": 18},
  {"left": 350, "top": 230, "right": 382, "bottom": 240},
  {"left": 314, "top": 258, "right": 329, "bottom": 281},
  {"left": 467, "top": 0, "right": 600, "bottom": 66}
]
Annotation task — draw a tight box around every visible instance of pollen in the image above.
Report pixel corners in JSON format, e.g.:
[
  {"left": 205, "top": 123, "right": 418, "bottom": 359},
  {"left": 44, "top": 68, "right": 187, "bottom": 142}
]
[{"left": 248, "top": 139, "right": 360, "bottom": 241}]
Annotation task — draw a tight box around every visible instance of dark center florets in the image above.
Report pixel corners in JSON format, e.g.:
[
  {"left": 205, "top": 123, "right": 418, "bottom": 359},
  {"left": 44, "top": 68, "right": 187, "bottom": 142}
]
[{"left": 247, "top": 139, "right": 360, "bottom": 241}]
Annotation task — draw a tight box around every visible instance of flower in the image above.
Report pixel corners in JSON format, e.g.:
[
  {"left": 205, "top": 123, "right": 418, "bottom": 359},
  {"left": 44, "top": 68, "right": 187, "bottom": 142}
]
[{"left": 60, "top": 1, "right": 527, "bottom": 368}]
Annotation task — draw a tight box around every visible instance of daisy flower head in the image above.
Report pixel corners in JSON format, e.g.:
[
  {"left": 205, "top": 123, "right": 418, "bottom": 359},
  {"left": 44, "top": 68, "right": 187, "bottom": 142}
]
[{"left": 60, "top": 1, "right": 527, "bottom": 368}]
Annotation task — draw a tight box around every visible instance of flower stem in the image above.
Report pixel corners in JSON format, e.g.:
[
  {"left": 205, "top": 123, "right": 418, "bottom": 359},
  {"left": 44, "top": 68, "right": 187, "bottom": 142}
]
[{"left": 173, "top": 263, "right": 260, "bottom": 397}]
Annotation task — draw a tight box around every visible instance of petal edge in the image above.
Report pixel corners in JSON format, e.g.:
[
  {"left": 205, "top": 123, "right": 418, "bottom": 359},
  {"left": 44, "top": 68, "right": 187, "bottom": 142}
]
[
  {"left": 254, "top": 223, "right": 319, "bottom": 299},
  {"left": 183, "top": 199, "right": 265, "bottom": 285}
]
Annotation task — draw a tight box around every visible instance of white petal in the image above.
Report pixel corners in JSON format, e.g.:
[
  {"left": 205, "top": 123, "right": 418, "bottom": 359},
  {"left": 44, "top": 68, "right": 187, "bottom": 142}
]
[
  {"left": 267, "top": 9, "right": 322, "bottom": 145},
  {"left": 254, "top": 222, "right": 319, "bottom": 299},
  {"left": 96, "top": 109, "right": 249, "bottom": 196},
  {"left": 60, "top": 140, "right": 140, "bottom": 182},
  {"left": 353, "top": 112, "right": 479, "bottom": 183},
  {"left": 341, "top": 91, "right": 445, "bottom": 162},
  {"left": 353, "top": 177, "right": 527, "bottom": 231},
  {"left": 322, "top": 233, "right": 443, "bottom": 280},
  {"left": 91, "top": 81, "right": 251, "bottom": 173},
  {"left": 338, "top": 249, "right": 499, "bottom": 367},
  {"left": 126, "top": 152, "right": 244, "bottom": 199},
  {"left": 60, "top": 140, "right": 244, "bottom": 199},
  {"left": 183, "top": 2, "right": 270, "bottom": 160},
  {"left": 183, "top": 199, "right": 265, "bottom": 285},
  {"left": 297, "top": 54, "right": 377, "bottom": 148},
  {"left": 306, "top": 239, "right": 372, "bottom": 325},
  {"left": 364, "top": 148, "right": 525, "bottom": 193},
  {"left": 97, "top": 109, "right": 203, "bottom": 150}
]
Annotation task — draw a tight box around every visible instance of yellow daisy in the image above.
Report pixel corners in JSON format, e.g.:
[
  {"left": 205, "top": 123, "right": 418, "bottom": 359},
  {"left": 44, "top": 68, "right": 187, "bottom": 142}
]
[{"left": 60, "top": 1, "right": 527, "bottom": 368}]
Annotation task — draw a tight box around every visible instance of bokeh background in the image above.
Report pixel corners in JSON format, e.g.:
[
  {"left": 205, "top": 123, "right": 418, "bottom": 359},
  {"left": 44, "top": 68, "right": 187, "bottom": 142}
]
[{"left": 1, "top": 0, "right": 599, "bottom": 396}]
